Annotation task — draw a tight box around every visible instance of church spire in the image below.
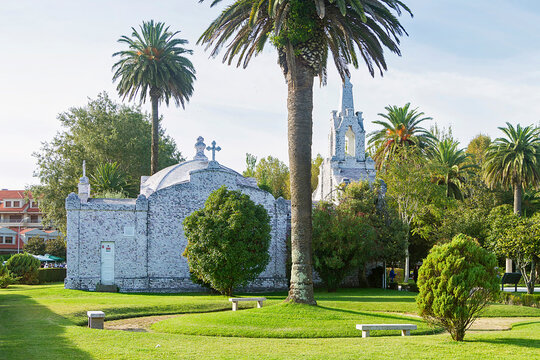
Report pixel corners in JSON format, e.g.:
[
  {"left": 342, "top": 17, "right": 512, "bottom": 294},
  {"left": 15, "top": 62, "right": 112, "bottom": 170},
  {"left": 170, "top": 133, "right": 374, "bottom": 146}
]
[{"left": 340, "top": 76, "right": 354, "bottom": 115}]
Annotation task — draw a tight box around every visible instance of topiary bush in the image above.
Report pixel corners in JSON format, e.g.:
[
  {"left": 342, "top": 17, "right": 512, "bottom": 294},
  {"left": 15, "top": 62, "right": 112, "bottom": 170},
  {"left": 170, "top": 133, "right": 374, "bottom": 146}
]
[
  {"left": 6, "top": 253, "right": 41, "bottom": 285},
  {"left": 183, "top": 186, "right": 271, "bottom": 296},
  {"left": 417, "top": 234, "right": 499, "bottom": 341},
  {"left": 38, "top": 268, "right": 66, "bottom": 284},
  {"left": 312, "top": 201, "right": 376, "bottom": 292}
]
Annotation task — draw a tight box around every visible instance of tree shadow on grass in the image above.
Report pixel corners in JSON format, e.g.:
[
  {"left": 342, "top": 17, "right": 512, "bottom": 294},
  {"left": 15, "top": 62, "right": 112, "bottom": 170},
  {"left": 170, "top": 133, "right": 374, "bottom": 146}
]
[
  {"left": 0, "top": 293, "right": 93, "bottom": 360},
  {"left": 468, "top": 338, "right": 540, "bottom": 349}
]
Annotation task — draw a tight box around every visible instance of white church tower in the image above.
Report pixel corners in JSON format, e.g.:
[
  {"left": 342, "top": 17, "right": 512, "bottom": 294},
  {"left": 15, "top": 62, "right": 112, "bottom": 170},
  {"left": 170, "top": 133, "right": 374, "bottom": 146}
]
[{"left": 313, "top": 77, "right": 376, "bottom": 202}]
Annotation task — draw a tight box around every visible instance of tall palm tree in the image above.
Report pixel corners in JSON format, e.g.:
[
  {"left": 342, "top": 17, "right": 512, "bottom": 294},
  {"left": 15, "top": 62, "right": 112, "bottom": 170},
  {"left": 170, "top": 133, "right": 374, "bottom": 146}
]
[
  {"left": 368, "top": 103, "right": 435, "bottom": 169},
  {"left": 429, "top": 139, "right": 477, "bottom": 200},
  {"left": 113, "top": 20, "right": 196, "bottom": 175},
  {"left": 199, "top": 0, "right": 411, "bottom": 304},
  {"left": 484, "top": 122, "right": 540, "bottom": 216}
]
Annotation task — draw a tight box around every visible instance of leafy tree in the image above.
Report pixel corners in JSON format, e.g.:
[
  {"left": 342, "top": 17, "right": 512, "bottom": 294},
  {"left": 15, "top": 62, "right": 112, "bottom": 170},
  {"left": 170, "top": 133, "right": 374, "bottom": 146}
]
[
  {"left": 32, "top": 93, "right": 182, "bottom": 233},
  {"left": 6, "top": 253, "right": 41, "bottom": 285},
  {"left": 113, "top": 20, "right": 196, "bottom": 175},
  {"left": 368, "top": 103, "right": 435, "bottom": 170},
  {"left": 183, "top": 186, "right": 271, "bottom": 296},
  {"left": 379, "top": 147, "right": 448, "bottom": 279},
  {"left": 45, "top": 238, "right": 67, "bottom": 259},
  {"left": 311, "top": 154, "right": 323, "bottom": 192},
  {"left": 90, "top": 162, "right": 132, "bottom": 197},
  {"left": 243, "top": 153, "right": 258, "bottom": 178},
  {"left": 417, "top": 234, "right": 499, "bottom": 341},
  {"left": 466, "top": 134, "right": 491, "bottom": 166},
  {"left": 199, "top": 0, "right": 411, "bottom": 305},
  {"left": 255, "top": 156, "right": 290, "bottom": 199},
  {"left": 484, "top": 122, "right": 540, "bottom": 216},
  {"left": 24, "top": 237, "right": 46, "bottom": 255},
  {"left": 312, "top": 201, "right": 376, "bottom": 291},
  {"left": 496, "top": 214, "right": 540, "bottom": 294},
  {"left": 428, "top": 139, "right": 477, "bottom": 200},
  {"left": 339, "top": 181, "right": 407, "bottom": 264}
]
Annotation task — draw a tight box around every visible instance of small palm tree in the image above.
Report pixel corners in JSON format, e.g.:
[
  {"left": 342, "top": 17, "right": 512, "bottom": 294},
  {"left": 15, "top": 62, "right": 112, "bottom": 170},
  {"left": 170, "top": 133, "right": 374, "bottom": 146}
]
[
  {"left": 90, "top": 162, "right": 131, "bottom": 197},
  {"left": 429, "top": 139, "right": 477, "bottom": 200},
  {"left": 484, "top": 122, "right": 540, "bottom": 216},
  {"left": 199, "top": 0, "right": 411, "bottom": 305},
  {"left": 368, "top": 103, "right": 435, "bottom": 169},
  {"left": 113, "top": 20, "right": 196, "bottom": 174}
]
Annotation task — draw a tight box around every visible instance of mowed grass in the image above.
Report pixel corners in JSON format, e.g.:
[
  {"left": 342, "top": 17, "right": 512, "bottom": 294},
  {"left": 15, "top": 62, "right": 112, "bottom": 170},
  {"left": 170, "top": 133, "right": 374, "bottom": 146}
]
[
  {"left": 1, "top": 283, "right": 539, "bottom": 359},
  {"left": 152, "top": 302, "right": 435, "bottom": 337}
]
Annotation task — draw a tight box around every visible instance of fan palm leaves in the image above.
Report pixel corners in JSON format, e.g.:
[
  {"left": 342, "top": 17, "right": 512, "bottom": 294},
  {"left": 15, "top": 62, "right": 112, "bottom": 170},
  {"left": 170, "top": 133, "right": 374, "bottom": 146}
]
[
  {"left": 199, "top": 0, "right": 411, "bottom": 305},
  {"left": 113, "top": 20, "right": 196, "bottom": 174},
  {"left": 429, "top": 139, "right": 477, "bottom": 200},
  {"left": 484, "top": 122, "right": 540, "bottom": 216},
  {"left": 368, "top": 103, "right": 435, "bottom": 169}
]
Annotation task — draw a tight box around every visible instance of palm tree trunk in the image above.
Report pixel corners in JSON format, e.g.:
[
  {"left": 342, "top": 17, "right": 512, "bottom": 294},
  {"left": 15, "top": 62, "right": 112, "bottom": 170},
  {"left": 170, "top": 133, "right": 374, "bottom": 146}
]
[
  {"left": 150, "top": 93, "right": 159, "bottom": 175},
  {"left": 284, "top": 59, "right": 316, "bottom": 305},
  {"left": 513, "top": 182, "right": 522, "bottom": 216}
]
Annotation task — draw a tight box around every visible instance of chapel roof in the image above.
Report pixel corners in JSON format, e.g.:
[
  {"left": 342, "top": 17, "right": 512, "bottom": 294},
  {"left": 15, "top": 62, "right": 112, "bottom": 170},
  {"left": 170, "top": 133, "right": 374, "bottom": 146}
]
[{"left": 139, "top": 137, "right": 257, "bottom": 197}]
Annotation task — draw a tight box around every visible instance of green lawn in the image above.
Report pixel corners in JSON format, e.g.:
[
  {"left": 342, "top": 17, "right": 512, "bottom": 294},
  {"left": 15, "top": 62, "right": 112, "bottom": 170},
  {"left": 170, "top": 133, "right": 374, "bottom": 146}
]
[{"left": 1, "top": 283, "right": 539, "bottom": 359}]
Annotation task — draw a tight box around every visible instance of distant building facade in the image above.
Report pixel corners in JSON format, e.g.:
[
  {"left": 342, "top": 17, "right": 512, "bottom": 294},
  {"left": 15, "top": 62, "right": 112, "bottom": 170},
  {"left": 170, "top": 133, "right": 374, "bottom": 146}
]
[
  {"left": 313, "top": 77, "right": 377, "bottom": 202},
  {"left": 0, "top": 190, "right": 58, "bottom": 254}
]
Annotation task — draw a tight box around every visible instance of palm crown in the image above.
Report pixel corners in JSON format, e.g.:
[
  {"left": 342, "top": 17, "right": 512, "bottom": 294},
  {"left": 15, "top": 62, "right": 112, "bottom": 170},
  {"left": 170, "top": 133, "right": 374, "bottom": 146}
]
[
  {"left": 429, "top": 139, "right": 477, "bottom": 200},
  {"left": 484, "top": 122, "right": 540, "bottom": 194},
  {"left": 113, "top": 20, "right": 195, "bottom": 107},
  {"left": 199, "top": 0, "right": 411, "bottom": 81},
  {"left": 368, "top": 103, "right": 435, "bottom": 169}
]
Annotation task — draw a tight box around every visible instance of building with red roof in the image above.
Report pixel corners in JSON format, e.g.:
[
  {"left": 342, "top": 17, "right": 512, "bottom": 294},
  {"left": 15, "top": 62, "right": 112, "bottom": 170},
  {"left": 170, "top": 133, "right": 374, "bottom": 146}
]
[{"left": 0, "top": 190, "right": 58, "bottom": 254}]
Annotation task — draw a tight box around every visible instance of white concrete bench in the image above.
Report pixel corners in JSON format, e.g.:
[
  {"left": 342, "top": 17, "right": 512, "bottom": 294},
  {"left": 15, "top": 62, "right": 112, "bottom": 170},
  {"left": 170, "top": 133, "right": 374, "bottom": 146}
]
[
  {"left": 229, "top": 297, "right": 266, "bottom": 311},
  {"left": 87, "top": 311, "right": 105, "bottom": 329},
  {"left": 356, "top": 324, "right": 417, "bottom": 338}
]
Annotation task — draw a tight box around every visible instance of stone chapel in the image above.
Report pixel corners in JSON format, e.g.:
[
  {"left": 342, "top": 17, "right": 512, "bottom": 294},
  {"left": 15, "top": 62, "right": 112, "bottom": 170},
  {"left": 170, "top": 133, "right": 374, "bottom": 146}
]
[
  {"left": 313, "top": 77, "right": 377, "bottom": 202},
  {"left": 65, "top": 138, "right": 289, "bottom": 292}
]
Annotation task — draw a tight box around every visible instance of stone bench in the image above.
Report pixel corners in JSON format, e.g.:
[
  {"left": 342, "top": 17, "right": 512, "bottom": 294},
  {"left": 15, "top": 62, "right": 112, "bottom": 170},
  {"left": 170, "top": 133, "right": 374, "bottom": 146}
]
[
  {"left": 229, "top": 297, "right": 266, "bottom": 311},
  {"left": 356, "top": 324, "right": 417, "bottom": 338},
  {"left": 87, "top": 311, "right": 105, "bottom": 329}
]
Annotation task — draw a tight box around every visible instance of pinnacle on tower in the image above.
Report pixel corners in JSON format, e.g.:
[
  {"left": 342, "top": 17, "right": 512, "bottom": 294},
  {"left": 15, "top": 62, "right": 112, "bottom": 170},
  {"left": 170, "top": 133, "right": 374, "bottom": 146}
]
[{"left": 340, "top": 75, "right": 354, "bottom": 115}]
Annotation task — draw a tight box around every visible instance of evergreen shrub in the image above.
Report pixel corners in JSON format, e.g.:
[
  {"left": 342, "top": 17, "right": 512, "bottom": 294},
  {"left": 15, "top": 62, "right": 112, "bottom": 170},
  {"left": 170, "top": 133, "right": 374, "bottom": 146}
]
[
  {"left": 6, "top": 253, "right": 41, "bottom": 285},
  {"left": 0, "top": 265, "right": 17, "bottom": 288},
  {"left": 183, "top": 186, "right": 271, "bottom": 296},
  {"left": 417, "top": 234, "right": 499, "bottom": 341}
]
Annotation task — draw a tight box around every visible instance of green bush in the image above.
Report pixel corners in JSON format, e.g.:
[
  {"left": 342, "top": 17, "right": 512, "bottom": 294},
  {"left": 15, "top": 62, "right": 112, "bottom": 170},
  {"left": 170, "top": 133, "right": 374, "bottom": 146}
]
[
  {"left": 6, "top": 253, "right": 41, "bottom": 285},
  {"left": 183, "top": 186, "right": 271, "bottom": 296},
  {"left": 417, "top": 234, "right": 499, "bottom": 341},
  {"left": 0, "top": 264, "right": 17, "bottom": 288},
  {"left": 312, "top": 201, "right": 376, "bottom": 292},
  {"left": 38, "top": 268, "right": 66, "bottom": 283},
  {"left": 499, "top": 293, "right": 540, "bottom": 308}
]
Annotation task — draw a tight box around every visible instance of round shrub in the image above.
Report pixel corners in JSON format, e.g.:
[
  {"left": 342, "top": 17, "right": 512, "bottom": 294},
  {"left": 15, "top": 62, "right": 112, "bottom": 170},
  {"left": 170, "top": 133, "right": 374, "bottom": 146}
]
[
  {"left": 416, "top": 234, "right": 499, "bottom": 341},
  {"left": 182, "top": 186, "right": 271, "bottom": 296},
  {"left": 6, "top": 253, "right": 41, "bottom": 285}
]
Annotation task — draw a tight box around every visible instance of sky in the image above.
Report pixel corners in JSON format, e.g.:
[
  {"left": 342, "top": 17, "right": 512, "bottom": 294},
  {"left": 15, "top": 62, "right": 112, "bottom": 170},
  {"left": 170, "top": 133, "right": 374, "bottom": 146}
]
[{"left": 1, "top": 0, "right": 540, "bottom": 190}]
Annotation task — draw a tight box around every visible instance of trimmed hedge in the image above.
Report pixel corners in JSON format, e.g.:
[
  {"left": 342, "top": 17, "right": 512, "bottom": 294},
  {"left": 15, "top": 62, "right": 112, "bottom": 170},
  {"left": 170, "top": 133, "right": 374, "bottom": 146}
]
[
  {"left": 499, "top": 292, "right": 540, "bottom": 308},
  {"left": 38, "top": 268, "right": 66, "bottom": 284}
]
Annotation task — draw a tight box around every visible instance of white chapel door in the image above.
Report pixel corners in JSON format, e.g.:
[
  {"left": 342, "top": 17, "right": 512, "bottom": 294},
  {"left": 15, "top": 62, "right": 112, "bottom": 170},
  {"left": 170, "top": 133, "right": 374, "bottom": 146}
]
[{"left": 100, "top": 242, "right": 115, "bottom": 285}]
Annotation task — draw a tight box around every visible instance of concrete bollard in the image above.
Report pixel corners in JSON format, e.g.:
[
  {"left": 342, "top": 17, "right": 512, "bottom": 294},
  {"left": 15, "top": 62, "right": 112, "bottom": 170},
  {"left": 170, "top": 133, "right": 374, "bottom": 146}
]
[{"left": 87, "top": 311, "right": 105, "bottom": 329}]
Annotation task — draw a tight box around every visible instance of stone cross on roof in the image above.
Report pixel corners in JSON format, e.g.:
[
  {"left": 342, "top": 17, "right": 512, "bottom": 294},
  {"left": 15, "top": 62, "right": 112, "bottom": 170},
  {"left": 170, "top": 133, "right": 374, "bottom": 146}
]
[{"left": 206, "top": 141, "right": 221, "bottom": 162}]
